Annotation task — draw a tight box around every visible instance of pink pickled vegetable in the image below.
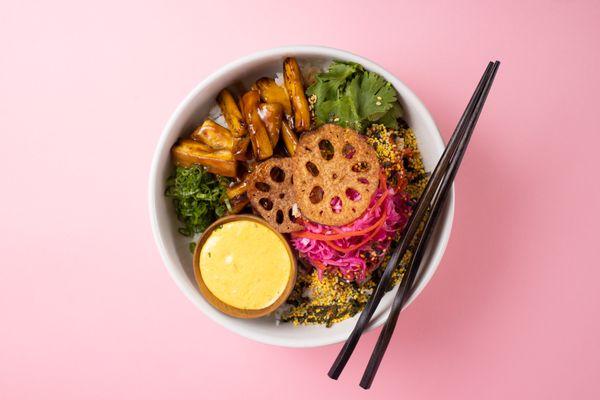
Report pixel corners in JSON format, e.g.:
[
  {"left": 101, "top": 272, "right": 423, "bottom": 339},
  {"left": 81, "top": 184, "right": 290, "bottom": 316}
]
[{"left": 291, "top": 173, "right": 412, "bottom": 282}]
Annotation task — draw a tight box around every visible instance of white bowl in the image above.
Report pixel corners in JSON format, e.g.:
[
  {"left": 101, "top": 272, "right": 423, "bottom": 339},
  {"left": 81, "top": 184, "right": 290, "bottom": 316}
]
[{"left": 149, "top": 46, "right": 454, "bottom": 348}]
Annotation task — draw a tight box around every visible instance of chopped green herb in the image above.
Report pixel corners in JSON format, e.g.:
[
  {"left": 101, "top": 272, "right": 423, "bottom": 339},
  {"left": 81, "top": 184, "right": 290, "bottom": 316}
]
[
  {"left": 306, "top": 61, "right": 403, "bottom": 132},
  {"left": 188, "top": 242, "right": 196, "bottom": 253},
  {"left": 377, "top": 102, "right": 403, "bottom": 129},
  {"left": 165, "top": 166, "right": 229, "bottom": 237}
]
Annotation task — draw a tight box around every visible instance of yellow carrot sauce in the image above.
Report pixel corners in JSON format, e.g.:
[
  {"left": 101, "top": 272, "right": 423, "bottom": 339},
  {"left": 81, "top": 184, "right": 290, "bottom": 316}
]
[{"left": 199, "top": 220, "right": 291, "bottom": 310}]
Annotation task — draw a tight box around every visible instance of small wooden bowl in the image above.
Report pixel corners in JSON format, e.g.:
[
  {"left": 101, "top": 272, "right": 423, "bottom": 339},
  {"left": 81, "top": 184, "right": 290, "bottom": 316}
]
[{"left": 192, "top": 214, "right": 297, "bottom": 319}]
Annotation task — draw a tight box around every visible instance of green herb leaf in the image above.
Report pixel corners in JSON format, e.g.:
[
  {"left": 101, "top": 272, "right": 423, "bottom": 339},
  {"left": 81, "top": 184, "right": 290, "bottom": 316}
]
[
  {"left": 377, "top": 102, "right": 403, "bottom": 129},
  {"left": 306, "top": 61, "right": 402, "bottom": 132},
  {"left": 336, "top": 96, "right": 362, "bottom": 131},
  {"left": 357, "top": 71, "right": 396, "bottom": 121},
  {"left": 306, "top": 62, "right": 359, "bottom": 97},
  {"left": 307, "top": 61, "right": 360, "bottom": 126}
]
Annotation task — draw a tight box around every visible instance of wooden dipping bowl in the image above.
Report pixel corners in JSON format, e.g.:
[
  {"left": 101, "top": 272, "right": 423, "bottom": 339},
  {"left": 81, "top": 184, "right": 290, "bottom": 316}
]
[{"left": 192, "top": 214, "right": 297, "bottom": 319}]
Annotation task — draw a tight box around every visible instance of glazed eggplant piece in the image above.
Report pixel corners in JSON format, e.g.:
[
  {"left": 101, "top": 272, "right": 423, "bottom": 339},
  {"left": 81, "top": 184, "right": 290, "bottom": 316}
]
[
  {"left": 283, "top": 57, "right": 311, "bottom": 132},
  {"left": 256, "top": 77, "right": 293, "bottom": 123},
  {"left": 226, "top": 179, "right": 250, "bottom": 214},
  {"left": 171, "top": 139, "right": 237, "bottom": 177},
  {"left": 240, "top": 90, "right": 273, "bottom": 160},
  {"left": 217, "top": 89, "right": 247, "bottom": 138},
  {"left": 190, "top": 119, "right": 234, "bottom": 151},
  {"left": 228, "top": 194, "right": 250, "bottom": 214},
  {"left": 232, "top": 136, "right": 252, "bottom": 161},
  {"left": 281, "top": 120, "right": 298, "bottom": 156},
  {"left": 226, "top": 179, "right": 249, "bottom": 199},
  {"left": 258, "top": 102, "right": 283, "bottom": 147}
]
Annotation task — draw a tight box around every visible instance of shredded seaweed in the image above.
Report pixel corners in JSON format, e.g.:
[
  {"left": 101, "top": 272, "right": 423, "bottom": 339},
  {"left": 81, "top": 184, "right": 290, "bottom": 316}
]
[{"left": 165, "top": 166, "right": 229, "bottom": 237}]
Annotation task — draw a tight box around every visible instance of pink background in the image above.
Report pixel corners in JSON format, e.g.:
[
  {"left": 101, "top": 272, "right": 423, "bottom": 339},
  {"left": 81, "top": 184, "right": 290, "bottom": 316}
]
[{"left": 1, "top": 0, "right": 599, "bottom": 398}]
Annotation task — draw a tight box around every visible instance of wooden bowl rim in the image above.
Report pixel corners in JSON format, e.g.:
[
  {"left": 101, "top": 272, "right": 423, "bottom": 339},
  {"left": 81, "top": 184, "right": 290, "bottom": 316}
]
[{"left": 192, "top": 214, "right": 297, "bottom": 319}]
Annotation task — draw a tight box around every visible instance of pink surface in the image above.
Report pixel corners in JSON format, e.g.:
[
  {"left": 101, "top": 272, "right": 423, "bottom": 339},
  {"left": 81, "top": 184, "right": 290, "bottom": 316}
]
[{"left": 1, "top": 0, "right": 599, "bottom": 398}]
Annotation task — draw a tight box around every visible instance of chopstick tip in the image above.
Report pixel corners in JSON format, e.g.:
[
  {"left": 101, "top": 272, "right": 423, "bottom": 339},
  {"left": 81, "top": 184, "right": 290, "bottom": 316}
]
[{"left": 359, "top": 379, "right": 373, "bottom": 390}]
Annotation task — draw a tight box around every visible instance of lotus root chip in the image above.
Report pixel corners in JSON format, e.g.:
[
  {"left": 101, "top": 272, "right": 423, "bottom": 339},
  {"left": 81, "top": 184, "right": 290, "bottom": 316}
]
[
  {"left": 247, "top": 158, "right": 303, "bottom": 233},
  {"left": 292, "top": 124, "right": 380, "bottom": 226}
]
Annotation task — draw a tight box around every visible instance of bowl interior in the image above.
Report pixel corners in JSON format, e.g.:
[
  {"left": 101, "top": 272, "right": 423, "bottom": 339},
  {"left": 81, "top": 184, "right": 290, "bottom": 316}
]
[{"left": 149, "top": 46, "right": 454, "bottom": 347}]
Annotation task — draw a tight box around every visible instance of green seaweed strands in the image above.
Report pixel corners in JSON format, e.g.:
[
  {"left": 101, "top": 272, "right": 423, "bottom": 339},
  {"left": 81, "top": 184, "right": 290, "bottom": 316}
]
[{"left": 165, "top": 166, "right": 230, "bottom": 237}]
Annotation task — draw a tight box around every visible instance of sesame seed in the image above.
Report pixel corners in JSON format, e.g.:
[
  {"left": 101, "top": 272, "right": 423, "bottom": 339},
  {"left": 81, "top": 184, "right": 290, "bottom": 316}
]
[
  {"left": 376, "top": 101, "right": 382, "bottom": 106},
  {"left": 377, "top": 96, "right": 382, "bottom": 100}
]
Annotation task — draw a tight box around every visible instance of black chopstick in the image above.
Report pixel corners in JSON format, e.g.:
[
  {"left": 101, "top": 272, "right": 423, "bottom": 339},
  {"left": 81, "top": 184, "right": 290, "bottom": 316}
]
[
  {"left": 328, "top": 62, "right": 496, "bottom": 380},
  {"left": 359, "top": 61, "right": 500, "bottom": 389}
]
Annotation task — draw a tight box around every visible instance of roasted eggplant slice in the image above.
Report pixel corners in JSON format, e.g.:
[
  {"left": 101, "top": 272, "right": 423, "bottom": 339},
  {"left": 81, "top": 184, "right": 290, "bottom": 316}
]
[
  {"left": 173, "top": 139, "right": 212, "bottom": 153},
  {"left": 171, "top": 139, "right": 237, "bottom": 177},
  {"left": 283, "top": 57, "right": 311, "bottom": 132},
  {"left": 217, "top": 89, "right": 247, "bottom": 138},
  {"left": 232, "top": 136, "right": 251, "bottom": 160},
  {"left": 281, "top": 121, "right": 298, "bottom": 156},
  {"left": 256, "top": 78, "right": 293, "bottom": 122},
  {"left": 240, "top": 90, "right": 273, "bottom": 160},
  {"left": 226, "top": 179, "right": 249, "bottom": 199},
  {"left": 228, "top": 193, "right": 250, "bottom": 214},
  {"left": 258, "top": 102, "right": 283, "bottom": 147},
  {"left": 190, "top": 119, "right": 234, "bottom": 151}
]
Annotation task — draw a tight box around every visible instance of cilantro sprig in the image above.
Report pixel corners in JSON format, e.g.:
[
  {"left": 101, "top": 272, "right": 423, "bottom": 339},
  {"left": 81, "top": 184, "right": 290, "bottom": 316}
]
[
  {"left": 306, "top": 61, "right": 403, "bottom": 132},
  {"left": 165, "top": 166, "right": 230, "bottom": 237}
]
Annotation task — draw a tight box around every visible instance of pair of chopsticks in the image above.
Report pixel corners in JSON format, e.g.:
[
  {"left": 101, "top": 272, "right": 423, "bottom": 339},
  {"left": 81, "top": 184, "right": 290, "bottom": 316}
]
[{"left": 328, "top": 61, "right": 501, "bottom": 389}]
